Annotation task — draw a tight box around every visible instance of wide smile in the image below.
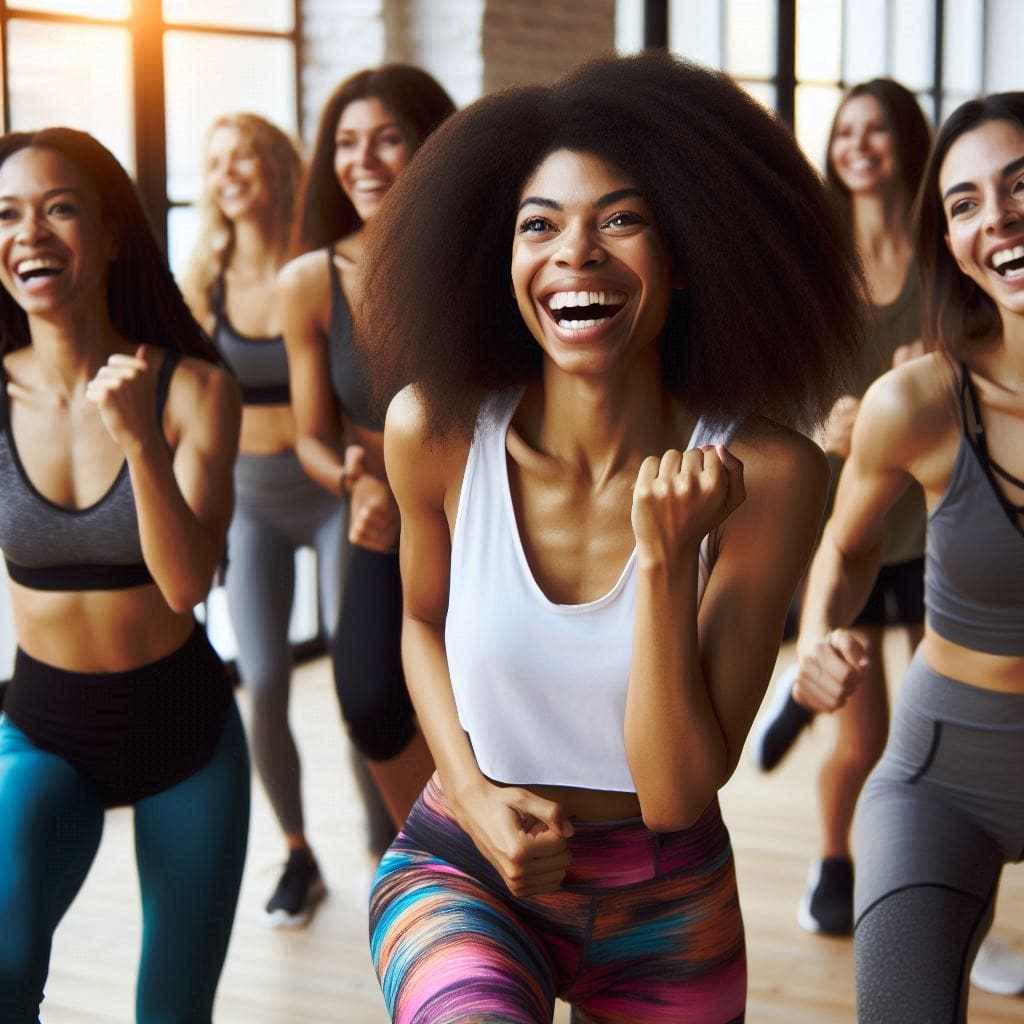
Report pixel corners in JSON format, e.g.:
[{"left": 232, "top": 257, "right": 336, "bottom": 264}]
[
  {"left": 351, "top": 178, "right": 392, "bottom": 198},
  {"left": 990, "top": 242, "right": 1024, "bottom": 282},
  {"left": 543, "top": 288, "right": 628, "bottom": 333},
  {"left": 14, "top": 255, "right": 66, "bottom": 290}
]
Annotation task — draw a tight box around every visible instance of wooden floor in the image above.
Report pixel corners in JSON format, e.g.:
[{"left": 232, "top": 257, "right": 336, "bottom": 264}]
[{"left": 41, "top": 637, "right": 1024, "bottom": 1022}]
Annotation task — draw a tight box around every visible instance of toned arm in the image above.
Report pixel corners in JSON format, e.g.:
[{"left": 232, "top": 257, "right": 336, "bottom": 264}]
[
  {"left": 278, "top": 253, "right": 347, "bottom": 497},
  {"left": 795, "top": 359, "right": 950, "bottom": 711},
  {"left": 385, "top": 388, "right": 573, "bottom": 895},
  {"left": 626, "top": 429, "right": 830, "bottom": 830}
]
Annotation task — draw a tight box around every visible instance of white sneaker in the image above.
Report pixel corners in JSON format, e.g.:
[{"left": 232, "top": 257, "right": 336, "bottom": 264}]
[{"left": 971, "top": 936, "right": 1024, "bottom": 996}]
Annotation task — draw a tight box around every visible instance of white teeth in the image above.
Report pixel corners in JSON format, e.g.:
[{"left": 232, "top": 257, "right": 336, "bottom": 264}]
[
  {"left": 561, "top": 318, "right": 611, "bottom": 330},
  {"left": 16, "top": 257, "right": 61, "bottom": 275},
  {"left": 992, "top": 244, "right": 1024, "bottom": 269},
  {"left": 548, "top": 290, "right": 627, "bottom": 311},
  {"left": 353, "top": 180, "right": 388, "bottom": 192}
]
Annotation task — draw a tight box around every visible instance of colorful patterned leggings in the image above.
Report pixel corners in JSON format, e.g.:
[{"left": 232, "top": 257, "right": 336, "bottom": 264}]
[{"left": 370, "top": 776, "right": 746, "bottom": 1023}]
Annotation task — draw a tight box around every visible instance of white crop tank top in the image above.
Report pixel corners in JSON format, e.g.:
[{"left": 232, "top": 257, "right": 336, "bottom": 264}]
[{"left": 445, "top": 389, "right": 734, "bottom": 793}]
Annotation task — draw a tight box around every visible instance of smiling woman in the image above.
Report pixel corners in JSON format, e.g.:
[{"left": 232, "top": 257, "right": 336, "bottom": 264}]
[
  {"left": 0, "top": 127, "right": 247, "bottom": 1022},
  {"left": 781, "top": 92, "right": 1024, "bottom": 1023},
  {"left": 356, "top": 51, "right": 865, "bottom": 1024},
  {"left": 276, "top": 65, "right": 456, "bottom": 852}
]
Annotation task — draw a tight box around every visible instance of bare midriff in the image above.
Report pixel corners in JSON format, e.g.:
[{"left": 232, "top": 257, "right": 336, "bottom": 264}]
[
  {"left": 10, "top": 582, "right": 196, "bottom": 672},
  {"left": 923, "top": 628, "right": 1024, "bottom": 694},
  {"left": 511, "top": 782, "right": 643, "bottom": 823},
  {"left": 239, "top": 403, "right": 296, "bottom": 456}
]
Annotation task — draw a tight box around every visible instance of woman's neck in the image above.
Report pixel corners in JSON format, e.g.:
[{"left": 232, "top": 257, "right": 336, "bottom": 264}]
[
  {"left": 23, "top": 313, "right": 124, "bottom": 398},
  {"left": 526, "top": 361, "right": 691, "bottom": 487},
  {"left": 852, "top": 192, "right": 909, "bottom": 260},
  {"left": 227, "top": 216, "right": 284, "bottom": 278}
]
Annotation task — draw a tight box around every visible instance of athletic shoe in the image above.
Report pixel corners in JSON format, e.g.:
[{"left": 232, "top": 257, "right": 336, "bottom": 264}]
[
  {"left": 798, "top": 856, "right": 854, "bottom": 936},
  {"left": 751, "top": 663, "right": 814, "bottom": 771},
  {"left": 971, "top": 936, "right": 1024, "bottom": 996},
  {"left": 265, "top": 849, "right": 327, "bottom": 928}
]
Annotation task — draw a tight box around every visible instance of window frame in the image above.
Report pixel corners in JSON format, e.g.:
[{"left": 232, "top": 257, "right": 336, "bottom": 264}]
[{"left": 0, "top": 0, "right": 303, "bottom": 253}]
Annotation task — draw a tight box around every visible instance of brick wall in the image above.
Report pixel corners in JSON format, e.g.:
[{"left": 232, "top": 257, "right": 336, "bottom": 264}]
[
  {"left": 481, "top": 0, "right": 617, "bottom": 93},
  {"left": 298, "top": 0, "right": 617, "bottom": 139},
  {"left": 298, "top": 0, "right": 386, "bottom": 142}
]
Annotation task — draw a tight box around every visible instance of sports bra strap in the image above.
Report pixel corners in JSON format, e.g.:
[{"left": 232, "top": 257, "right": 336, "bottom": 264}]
[{"left": 961, "top": 364, "right": 1024, "bottom": 516}]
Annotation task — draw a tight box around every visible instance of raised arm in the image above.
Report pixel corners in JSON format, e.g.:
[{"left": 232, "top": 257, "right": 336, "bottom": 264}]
[
  {"left": 794, "top": 365, "right": 934, "bottom": 712},
  {"left": 385, "top": 388, "right": 572, "bottom": 895},
  {"left": 87, "top": 346, "right": 241, "bottom": 612},
  {"left": 625, "top": 430, "right": 830, "bottom": 831},
  {"left": 278, "top": 254, "right": 347, "bottom": 497}
]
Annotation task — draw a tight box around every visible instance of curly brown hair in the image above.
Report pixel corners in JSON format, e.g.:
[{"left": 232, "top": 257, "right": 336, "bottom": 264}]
[
  {"left": 913, "top": 91, "right": 1024, "bottom": 356},
  {"left": 358, "top": 51, "right": 865, "bottom": 440},
  {"left": 292, "top": 64, "right": 456, "bottom": 254}
]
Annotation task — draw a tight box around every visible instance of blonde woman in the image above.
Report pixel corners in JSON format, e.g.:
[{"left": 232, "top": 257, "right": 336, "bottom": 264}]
[{"left": 183, "top": 113, "right": 389, "bottom": 926}]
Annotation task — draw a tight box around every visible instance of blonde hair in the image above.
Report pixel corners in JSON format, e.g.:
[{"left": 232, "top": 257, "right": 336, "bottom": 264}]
[{"left": 181, "top": 112, "right": 303, "bottom": 330}]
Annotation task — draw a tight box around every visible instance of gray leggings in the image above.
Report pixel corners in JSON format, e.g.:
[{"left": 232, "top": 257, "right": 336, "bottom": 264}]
[
  {"left": 853, "top": 651, "right": 1024, "bottom": 1023},
  {"left": 226, "top": 451, "right": 392, "bottom": 851}
]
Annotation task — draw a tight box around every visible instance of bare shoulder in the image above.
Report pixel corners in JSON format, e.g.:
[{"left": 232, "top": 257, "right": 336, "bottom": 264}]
[
  {"left": 857, "top": 352, "right": 958, "bottom": 464},
  {"left": 729, "top": 417, "right": 829, "bottom": 496},
  {"left": 276, "top": 247, "right": 327, "bottom": 292},
  {"left": 385, "top": 385, "right": 472, "bottom": 513},
  {"left": 276, "top": 249, "right": 330, "bottom": 305},
  {"left": 163, "top": 352, "right": 241, "bottom": 443}
]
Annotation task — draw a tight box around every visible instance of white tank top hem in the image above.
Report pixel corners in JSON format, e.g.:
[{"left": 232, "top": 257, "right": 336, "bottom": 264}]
[{"left": 444, "top": 387, "right": 733, "bottom": 793}]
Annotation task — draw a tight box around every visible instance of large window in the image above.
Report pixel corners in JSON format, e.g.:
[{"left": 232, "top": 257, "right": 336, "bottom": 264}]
[
  {"left": 0, "top": 0, "right": 300, "bottom": 268},
  {"left": 656, "top": 1, "right": 1022, "bottom": 170}
]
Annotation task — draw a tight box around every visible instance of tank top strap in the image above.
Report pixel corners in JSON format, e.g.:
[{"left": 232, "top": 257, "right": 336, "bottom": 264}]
[
  {"left": 960, "top": 363, "right": 1024, "bottom": 519},
  {"left": 154, "top": 348, "right": 179, "bottom": 425},
  {"left": 326, "top": 244, "right": 344, "bottom": 305}
]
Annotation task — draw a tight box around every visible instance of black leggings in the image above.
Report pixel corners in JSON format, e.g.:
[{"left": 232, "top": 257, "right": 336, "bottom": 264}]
[{"left": 331, "top": 545, "right": 416, "bottom": 761}]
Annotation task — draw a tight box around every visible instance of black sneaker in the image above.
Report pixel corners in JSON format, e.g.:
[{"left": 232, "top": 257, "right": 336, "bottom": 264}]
[
  {"left": 798, "top": 856, "right": 854, "bottom": 935},
  {"left": 265, "top": 849, "right": 327, "bottom": 928},
  {"left": 751, "top": 664, "right": 814, "bottom": 771}
]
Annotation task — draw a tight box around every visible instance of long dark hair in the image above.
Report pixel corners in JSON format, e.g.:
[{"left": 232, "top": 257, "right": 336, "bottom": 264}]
[
  {"left": 0, "top": 127, "right": 221, "bottom": 362},
  {"left": 824, "top": 78, "right": 932, "bottom": 241},
  {"left": 358, "top": 51, "right": 864, "bottom": 440},
  {"left": 292, "top": 64, "right": 456, "bottom": 254},
  {"left": 914, "top": 92, "right": 1024, "bottom": 355}
]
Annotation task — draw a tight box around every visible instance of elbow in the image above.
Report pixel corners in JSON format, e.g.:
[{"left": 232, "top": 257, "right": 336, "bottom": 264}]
[
  {"left": 639, "top": 795, "right": 714, "bottom": 834},
  {"left": 635, "top": 760, "right": 729, "bottom": 834},
  {"left": 163, "top": 583, "right": 207, "bottom": 616},
  {"left": 160, "top": 566, "right": 216, "bottom": 615}
]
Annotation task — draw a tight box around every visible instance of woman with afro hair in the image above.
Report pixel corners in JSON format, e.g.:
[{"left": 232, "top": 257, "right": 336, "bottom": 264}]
[{"left": 364, "top": 52, "right": 863, "bottom": 1023}]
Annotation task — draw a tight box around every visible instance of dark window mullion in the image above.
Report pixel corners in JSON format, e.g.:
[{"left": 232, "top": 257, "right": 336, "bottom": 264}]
[
  {"left": 132, "top": 0, "right": 167, "bottom": 252},
  {"left": 775, "top": 0, "right": 796, "bottom": 127}
]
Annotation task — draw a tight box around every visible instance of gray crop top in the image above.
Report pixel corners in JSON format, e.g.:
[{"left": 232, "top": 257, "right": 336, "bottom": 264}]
[
  {"left": 326, "top": 247, "right": 381, "bottom": 431},
  {"left": 925, "top": 367, "right": 1024, "bottom": 656},
  {"left": 212, "top": 277, "right": 290, "bottom": 406},
  {"left": 0, "top": 349, "right": 178, "bottom": 590}
]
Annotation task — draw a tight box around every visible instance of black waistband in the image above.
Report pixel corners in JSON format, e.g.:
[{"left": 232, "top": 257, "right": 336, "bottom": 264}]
[
  {"left": 5, "top": 557, "right": 154, "bottom": 591},
  {"left": 4, "top": 625, "right": 233, "bottom": 806},
  {"left": 240, "top": 382, "right": 291, "bottom": 406}
]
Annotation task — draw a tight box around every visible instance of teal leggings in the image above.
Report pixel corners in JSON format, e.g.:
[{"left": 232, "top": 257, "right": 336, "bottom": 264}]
[{"left": 0, "top": 703, "right": 250, "bottom": 1023}]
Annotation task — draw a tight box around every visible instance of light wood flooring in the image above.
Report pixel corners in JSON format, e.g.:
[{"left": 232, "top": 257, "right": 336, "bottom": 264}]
[{"left": 39, "top": 636, "right": 1024, "bottom": 1022}]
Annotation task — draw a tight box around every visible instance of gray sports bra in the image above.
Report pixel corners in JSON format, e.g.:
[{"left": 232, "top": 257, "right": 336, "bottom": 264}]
[
  {"left": 924, "top": 366, "right": 1024, "bottom": 656},
  {"left": 0, "top": 349, "right": 178, "bottom": 590},
  {"left": 326, "top": 248, "right": 381, "bottom": 431},
  {"left": 211, "top": 277, "right": 290, "bottom": 406}
]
